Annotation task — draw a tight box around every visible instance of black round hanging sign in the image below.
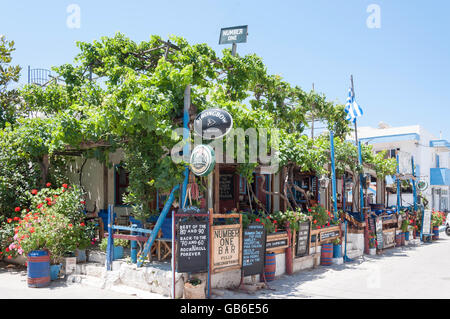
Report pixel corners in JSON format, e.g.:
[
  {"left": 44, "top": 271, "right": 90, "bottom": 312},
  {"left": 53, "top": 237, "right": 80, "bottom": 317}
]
[{"left": 193, "top": 108, "right": 233, "bottom": 140}]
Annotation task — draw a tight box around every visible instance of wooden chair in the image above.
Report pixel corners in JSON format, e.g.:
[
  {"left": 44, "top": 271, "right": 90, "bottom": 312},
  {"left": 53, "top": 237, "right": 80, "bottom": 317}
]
[{"left": 155, "top": 230, "right": 172, "bottom": 261}]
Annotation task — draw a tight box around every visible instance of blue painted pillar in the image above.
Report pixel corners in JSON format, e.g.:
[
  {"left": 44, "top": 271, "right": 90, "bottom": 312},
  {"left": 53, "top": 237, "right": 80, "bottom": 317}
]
[
  {"left": 330, "top": 131, "right": 338, "bottom": 219},
  {"left": 130, "top": 224, "right": 137, "bottom": 263},
  {"left": 411, "top": 156, "right": 417, "bottom": 212},
  {"left": 358, "top": 141, "right": 364, "bottom": 221},
  {"left": 396, "top": 154, "right": 401, "bottom": 213},
  {"left": 181, "top": 85, "right": 191, "bottom": 209},
  {"left": 106, "top": 204, "right": 114, "bottom": 271}
]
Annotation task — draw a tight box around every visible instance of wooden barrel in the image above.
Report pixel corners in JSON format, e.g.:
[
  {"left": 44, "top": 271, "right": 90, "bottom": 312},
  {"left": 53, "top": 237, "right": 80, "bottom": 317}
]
[
  {"left": 264, "top": 253, "right": 276, "bottom": 282},
  {"left": 321, "top": 243, "right": 333, "bottom": 266},
  {"left": 433, "top": 226, "right": 440, "bottom": 240},
  {"left": 27, "top": 250, "right": 50, "bottom": 288},
  {"left": 401, "top": 232, "right": 405, "bottom": 246}
]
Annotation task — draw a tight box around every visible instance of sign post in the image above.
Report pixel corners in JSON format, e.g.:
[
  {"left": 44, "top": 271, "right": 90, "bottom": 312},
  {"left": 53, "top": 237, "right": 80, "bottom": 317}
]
[{"left": 219, "top": 25, "right": 248, "bottom": 56}]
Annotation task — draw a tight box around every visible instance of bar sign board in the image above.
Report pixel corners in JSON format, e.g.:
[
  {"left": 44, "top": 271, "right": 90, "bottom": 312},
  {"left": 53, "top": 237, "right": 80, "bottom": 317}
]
[
  {"left": 219, "top": 25, "right": 248, "bottom": 44},
  {"left": 375, "top": 217, "right": 383, "bottom": 249},
  {"left": 242, "top": 223, "right": 266, "bottom": 276},
  {"left": 176, "top": 220, "right": 209, "bottom": 273}
]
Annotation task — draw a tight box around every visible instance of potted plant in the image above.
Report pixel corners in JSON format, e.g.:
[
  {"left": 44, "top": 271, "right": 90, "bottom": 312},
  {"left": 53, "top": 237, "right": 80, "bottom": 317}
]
[
  {"left": 100, "top": 237, "right": 129, "bottom": 260},
  {"left": 431, "top": 211, "right": 445, "bottom": 240},
  {"left": 332, "top": 237, "right": 342, "bottom": 258},
  {"left": 307, "top": 205, "right": 334, "bottom": 230},
  {"left": 401, "top": 219, "right": 410, "bottom": 242},
  {"left": 184, "top": 277, "right": 205, "bottom": 299}
]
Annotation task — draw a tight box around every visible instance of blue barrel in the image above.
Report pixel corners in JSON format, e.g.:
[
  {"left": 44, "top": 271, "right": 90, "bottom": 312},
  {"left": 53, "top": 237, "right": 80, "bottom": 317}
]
[
  {"left": 333, "top": 244, "right": 342, "bottom": 258},
  {"left": 433, "top": 226, "right": 440, "bottom": 240},
  {"left": 404, "top": 231, "right": 410, "bottom": 241},
  {"left": 321, "top": 243, "right": 333, "bottom": 266},
  {"left": 264, "top": 253, "right": 276, "bottom": 282},
  {"left": 50, "top": 264, "right": 62, "bottom": 280},
  {"left": 113, "top": 246, "right": 124, "bottom": 260},
  {"left": 27, "top": 250, "right": 50, "bottom": 288}
]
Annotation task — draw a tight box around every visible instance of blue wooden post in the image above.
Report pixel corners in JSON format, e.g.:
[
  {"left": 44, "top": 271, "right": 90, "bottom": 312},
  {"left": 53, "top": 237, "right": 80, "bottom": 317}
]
[
  {"left": 396, "top": 153, "right": 401, "bottom": 213},
  {"left": 358, "top": 141, "right": 364, "bottom": 221},
  {"left": 343, "top": 220, "right": 352, "bottom": 262},
  {"left": 106, "top": 204, "right": 114, "bottom": 271},
  {"left": 181, "top": 85, "right": 190, "bottom": 209},
  {"left": 130, "top": 224, "right": 137, "bottom": 264},
  {"left": 330, "top": 131, "right": 338, "bottom": 219},
  {"left": 411, "top": 156, "right": 417, "bottom": 212}
]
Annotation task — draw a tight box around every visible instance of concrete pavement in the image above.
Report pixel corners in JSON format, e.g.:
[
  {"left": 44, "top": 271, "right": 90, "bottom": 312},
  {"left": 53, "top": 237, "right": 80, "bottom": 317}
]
[
  {"left": 0, "top": 264, "right": 141, "bottom": 299},
  {"left": 2, "top": 233, "right": 450, "bottom": 299},
  {"left": 217, "top": 232, "right": 450, "bottom": 299}
]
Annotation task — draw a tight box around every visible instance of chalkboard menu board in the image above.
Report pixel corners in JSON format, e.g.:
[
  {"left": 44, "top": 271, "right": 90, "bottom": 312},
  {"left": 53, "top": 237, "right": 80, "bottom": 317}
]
[
  {"left": 242, "top": 223, "right": 266, "bottom": 276},
  {"left": 422, "top": 209, "right": 432, "bottom": 234},
  {"left": 219, "top": 174, "right": 234, "bottom": 200},
  {"left": 296, "top": 221, "right": 310, "bottom": 257},
  {"left": 176, "top": 220, "right": 209, "bottom": 273},
  {"left": 375, "top": 217, "right": 383, "bottom": 249},
  {"left": 320, "top": 230, "right": 340, "bottom": 241},
  {"left": 368, "top": 217, "right": 376, "bottom": 233}
]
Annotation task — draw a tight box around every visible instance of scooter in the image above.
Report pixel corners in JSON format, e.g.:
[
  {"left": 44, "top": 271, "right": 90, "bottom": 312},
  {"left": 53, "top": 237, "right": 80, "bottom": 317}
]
[{"left": 446, "top": 218, "right": 450, "bottom": 236}]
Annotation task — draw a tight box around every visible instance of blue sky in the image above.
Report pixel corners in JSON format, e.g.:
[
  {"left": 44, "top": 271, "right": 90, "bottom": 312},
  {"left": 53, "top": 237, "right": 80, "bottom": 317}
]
[{"left": 1, "top": 0, "right": 449, "bottom": 139}]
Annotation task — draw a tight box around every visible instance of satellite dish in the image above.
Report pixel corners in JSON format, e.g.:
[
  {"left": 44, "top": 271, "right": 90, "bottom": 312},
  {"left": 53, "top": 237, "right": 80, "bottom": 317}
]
[{"left": 417, "top": 180, "right": 428, "bottom": 192}]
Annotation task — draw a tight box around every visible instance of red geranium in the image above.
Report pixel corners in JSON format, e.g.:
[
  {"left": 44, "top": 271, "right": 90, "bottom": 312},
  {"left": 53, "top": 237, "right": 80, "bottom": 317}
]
[
  {"left": 7, "top": 218, "right": 12, "bottom": 223},
  {"left": 14, "top": 207, "right": 21, "bottom": 212},
  {"left": 46, "top": 183, "right": 51, "bottom": 187},
  {"left": 62, "top": 184, "right": 68, "bottom": 189},
  {"left": 31, "top": 189, "right": 38, "bottom": 195}
]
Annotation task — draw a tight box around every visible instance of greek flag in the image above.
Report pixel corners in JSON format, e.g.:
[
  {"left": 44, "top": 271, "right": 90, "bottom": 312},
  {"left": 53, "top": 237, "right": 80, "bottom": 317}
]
[{"left": 345, "top": 88, "right": 363, "bottom": 123}]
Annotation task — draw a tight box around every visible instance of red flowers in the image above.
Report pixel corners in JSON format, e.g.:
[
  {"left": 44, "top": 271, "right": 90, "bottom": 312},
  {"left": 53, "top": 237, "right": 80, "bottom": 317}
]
[
  {"left": 14, "top": 207, "right": 21, "bottom": 212},
  {"left": 80, "top": 201, "right": 86, "bottom": 205},
  {"left": 46, "top": 183, "right": 51, "bottom": 187},
  {"left": 255, "top": 218, "right": 261, "bottom": 222},
  {"left": 68, "top": 224, "right": 73, "bottom": 228},
  {"left": 62, "top": 184, "right": 68, "bottom": 189},
  {"left": 29, "top": 227, "right": 35, "bottom": 233},
  {"left": 7, "top": 218, "right": 12, "bottom": 223},
  {"left": 31, "top": 189, "right": 38, "bottom": 195},
  {"left": 13, "top": 217, "right": 20, "bottom": 221},
  {"left": 37, "top": 203, "right": 44, "bottom": 209}
]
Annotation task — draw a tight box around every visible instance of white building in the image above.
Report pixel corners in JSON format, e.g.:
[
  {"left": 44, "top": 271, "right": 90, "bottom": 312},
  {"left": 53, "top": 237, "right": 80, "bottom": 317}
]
[{"left": 351, "top": 123, "right": 450, "bottom": 212}]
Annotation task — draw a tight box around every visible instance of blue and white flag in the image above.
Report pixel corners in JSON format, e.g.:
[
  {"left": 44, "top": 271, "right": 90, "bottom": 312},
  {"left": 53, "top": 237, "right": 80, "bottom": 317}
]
[{"left": 344, "top": 88, "right": 363, "bottom": 123}]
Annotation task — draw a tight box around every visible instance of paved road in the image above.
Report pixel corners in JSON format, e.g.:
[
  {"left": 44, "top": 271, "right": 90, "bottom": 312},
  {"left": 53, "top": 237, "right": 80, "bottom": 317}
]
[
  {"left": 2, "top": 233, "right": 450, "bottom": 299},
  {"left": 0, "top": 264, "right": 140, "bottom": 299},
  {"left": 219, "top": 232, "right": 450, "bottom": 299}
]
